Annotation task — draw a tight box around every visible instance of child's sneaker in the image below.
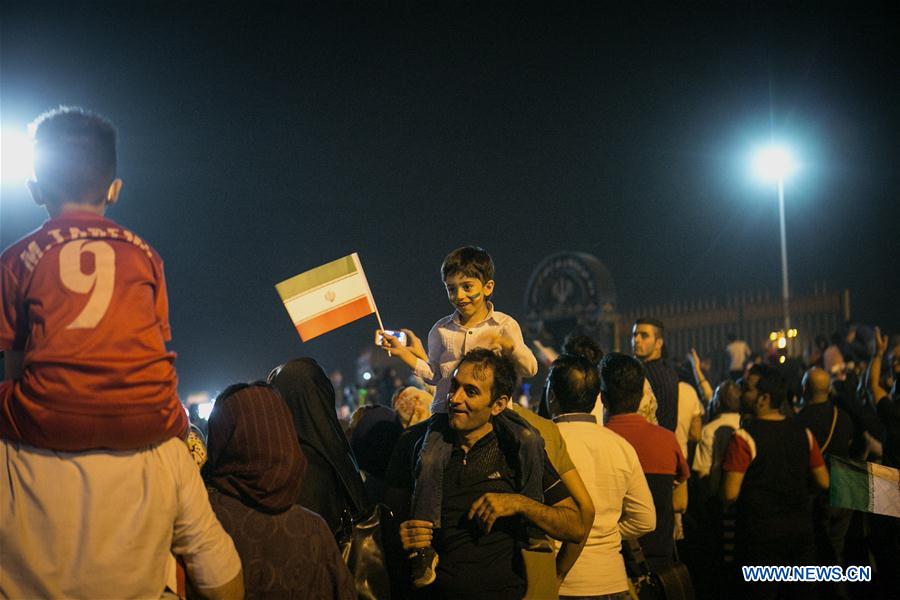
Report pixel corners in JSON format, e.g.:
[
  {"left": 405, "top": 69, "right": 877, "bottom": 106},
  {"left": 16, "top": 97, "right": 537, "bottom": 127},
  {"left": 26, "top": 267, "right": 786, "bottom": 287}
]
[{"left": 409, "top": 546, "right": 439, "bottom": 588}]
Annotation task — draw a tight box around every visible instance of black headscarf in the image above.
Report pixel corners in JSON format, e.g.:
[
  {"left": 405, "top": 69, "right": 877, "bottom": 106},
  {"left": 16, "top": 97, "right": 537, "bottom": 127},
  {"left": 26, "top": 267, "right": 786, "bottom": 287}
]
[
  {"left": 644, "top": 358, "right": 679, "bottom": 432},
  {"left": 268, "top": 358, "right": 369, "bottom": 530},
  {"left": 349, "top": 405, "right": 404, "bottom": 480},
  {"left": 203, "top": 383, "right": 307, "bottom": 514}
]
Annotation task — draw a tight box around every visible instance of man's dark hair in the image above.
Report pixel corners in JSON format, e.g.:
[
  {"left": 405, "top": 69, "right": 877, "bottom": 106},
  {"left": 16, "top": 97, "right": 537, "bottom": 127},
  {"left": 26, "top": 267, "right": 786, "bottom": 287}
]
[
  {"left": 727, "top": 332, "right": 737, "bottom": 342},
  {"left": 599, "top": 352, "right": 646, "bottom": 415},
  {"left": 457, "top": 347, "right": 516, "bottom": 401},
  {"left": 716, "top": 380, "right": 741, "bottom": 413},
  {"left": 562, "top": 333, "right": 603, "bottom": 366},
  {"left": 633, "top": 317, "right": 665, "bottom": 339},
  {"left": 754, "top": 364, "right": 787, "bottom": 410},
  {"left": 31, "top": 106, "right": 118, "bottom": 205},
  {"left": 549, "top": 353, "right": 600, "bottom": 414},
  {"left": 441, "top": 246, "right": 495, "bottom": 286}
]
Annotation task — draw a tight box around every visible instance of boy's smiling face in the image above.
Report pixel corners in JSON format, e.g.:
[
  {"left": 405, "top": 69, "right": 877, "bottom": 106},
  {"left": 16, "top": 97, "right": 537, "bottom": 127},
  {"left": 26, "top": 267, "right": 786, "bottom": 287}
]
[{"left": 444, "top": 272, "right": 494, "bottom": 322}]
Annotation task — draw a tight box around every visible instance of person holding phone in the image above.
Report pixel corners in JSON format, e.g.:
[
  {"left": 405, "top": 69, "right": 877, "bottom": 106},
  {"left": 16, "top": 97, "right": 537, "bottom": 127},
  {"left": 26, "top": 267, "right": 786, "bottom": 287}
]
[{"left": 377, "top": 246, "right": 542, "bottom": 589}]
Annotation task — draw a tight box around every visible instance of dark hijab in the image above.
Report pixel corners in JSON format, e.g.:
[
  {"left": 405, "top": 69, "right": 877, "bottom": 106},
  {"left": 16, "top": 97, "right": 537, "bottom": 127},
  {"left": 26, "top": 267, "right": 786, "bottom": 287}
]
[
  {"left": 203, "top": 383, "right": 307, "bottom": 514},
  {"left": 349, "top": 405, "right": 403, "bottom": 480},
  {"left": 268, "top": 358, "right": 369, "bottom": 529}
]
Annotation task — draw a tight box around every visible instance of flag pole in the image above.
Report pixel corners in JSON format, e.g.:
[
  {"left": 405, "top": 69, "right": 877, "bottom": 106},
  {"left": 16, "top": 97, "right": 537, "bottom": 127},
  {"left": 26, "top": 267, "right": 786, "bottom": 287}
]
[{"left": 352, "top": 253, "right": 391, "bottom": 356}]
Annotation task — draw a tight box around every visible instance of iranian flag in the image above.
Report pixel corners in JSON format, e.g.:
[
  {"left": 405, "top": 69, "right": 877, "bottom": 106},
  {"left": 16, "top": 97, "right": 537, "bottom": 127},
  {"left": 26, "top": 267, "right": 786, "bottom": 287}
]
[
  {"left": 276, "top": 253, "right": 377, "bottom": 342},
  {"left": 830, "top": 455, "right": 900, "bottom": 518}
]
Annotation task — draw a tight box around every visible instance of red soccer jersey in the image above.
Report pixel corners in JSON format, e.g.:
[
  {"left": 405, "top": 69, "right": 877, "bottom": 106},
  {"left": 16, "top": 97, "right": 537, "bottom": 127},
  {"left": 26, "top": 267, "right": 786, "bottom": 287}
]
[{"left": 1, "top": 211, "right": 186, "bottom": 450}]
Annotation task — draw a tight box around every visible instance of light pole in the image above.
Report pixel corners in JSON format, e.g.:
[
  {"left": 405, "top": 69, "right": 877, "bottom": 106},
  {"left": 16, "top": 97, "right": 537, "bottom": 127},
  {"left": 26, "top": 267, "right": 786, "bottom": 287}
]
[{"left": 753, "top": 145, "right": 797, "bottom": 346}]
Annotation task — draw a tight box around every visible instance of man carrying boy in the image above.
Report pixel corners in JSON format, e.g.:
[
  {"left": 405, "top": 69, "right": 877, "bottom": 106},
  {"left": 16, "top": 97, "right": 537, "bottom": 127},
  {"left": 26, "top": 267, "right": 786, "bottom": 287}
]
[
  {"left": 379, "top": 246, "right": 542, "bottom": 588},
  {"left": 397, "top": 349, "right": 584, "bottom": 599},
  {"left": 1, "top": 107, "right": 186, "bottom": 450},
  {"left": 0, "top": 108, "right": 238, "bottom": 596}
]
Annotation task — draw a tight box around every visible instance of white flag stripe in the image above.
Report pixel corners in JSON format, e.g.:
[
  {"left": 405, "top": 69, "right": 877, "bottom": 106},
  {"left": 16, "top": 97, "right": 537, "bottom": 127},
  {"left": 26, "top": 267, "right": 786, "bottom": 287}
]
[
  {"left": 283, "top": 272, "right": 371, "bottom": 324},
  {"left": 870, "top": 464, "right": 900, "bottom": 518}
]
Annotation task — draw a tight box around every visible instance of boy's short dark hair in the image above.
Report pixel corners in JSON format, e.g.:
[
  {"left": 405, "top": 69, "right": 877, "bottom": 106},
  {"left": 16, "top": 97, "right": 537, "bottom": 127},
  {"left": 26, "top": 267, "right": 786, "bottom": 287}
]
[
  {"left": 599, "top": 352, "right": 646, "bottom": 415},
  {"left": 549, "top": 353, "right": 600, "bottom": 414},
  {"left": 31, "top": 106, "right": 117, "bottom": 205},
  {"left": 458, "top": 347, "right": 516, "bottom": 401},
  {"left": 441, "top": 246, "right": 495, "bottom": 285}
]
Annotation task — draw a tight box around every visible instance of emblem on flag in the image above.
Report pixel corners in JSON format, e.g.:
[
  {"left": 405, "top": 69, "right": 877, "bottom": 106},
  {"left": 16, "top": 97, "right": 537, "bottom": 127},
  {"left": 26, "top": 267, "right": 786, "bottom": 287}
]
[{"left": 276, "top": 253, "right": 377, "bottom": 342}]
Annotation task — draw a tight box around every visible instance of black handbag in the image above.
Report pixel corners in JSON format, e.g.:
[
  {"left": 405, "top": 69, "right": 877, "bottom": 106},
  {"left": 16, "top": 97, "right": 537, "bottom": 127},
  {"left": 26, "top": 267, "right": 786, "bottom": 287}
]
[
  {"left": 339, "top": 504, "right": 392, "bottom": 600},
  {"left": 623, "top": 538, "right": 695, "bottom": 600}
]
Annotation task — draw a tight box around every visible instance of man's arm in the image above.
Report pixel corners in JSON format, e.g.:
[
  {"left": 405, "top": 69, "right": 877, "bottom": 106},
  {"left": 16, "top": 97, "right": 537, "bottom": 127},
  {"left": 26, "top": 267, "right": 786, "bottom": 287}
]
[
  {"left": 618, "top": 458, "right": 656, "bottom": 540},
  {"left": 672, "top": 480, "right": 688, "bottom": 513},
  {"left": 191, "top": 571, "right": 244, "bottom": 600},
  {"left": 807, "top": 429, "right": 830, "bottom": 490},
  {"left": 811, "top": 465, "right": 830, "bottom": 490},
  {"left": 3, "top": 350, "right": 23, "bottom": 380},
  {"left": 720, "top": 431, "right": 752, "bottom": 506},
  {"left": 869, "top": 327, "right": 889, "bottom": 405},
  {"left": 468, "top": 493, "right": 584, "bottom": 543},
  {"left": 169, "top": 442, "right": 243, "bottom": 596},
  {"left": 689, "top": 414, "right": 702, "bottom": 443},
  {"left": 721, "top": 470, "right": 744, "bottom": 506},
  {"left": 688, "top": 348, "right": 713, "bottom": 404},
  {"left": 554, "top": 467, "right": 595, "bottom": 584}
]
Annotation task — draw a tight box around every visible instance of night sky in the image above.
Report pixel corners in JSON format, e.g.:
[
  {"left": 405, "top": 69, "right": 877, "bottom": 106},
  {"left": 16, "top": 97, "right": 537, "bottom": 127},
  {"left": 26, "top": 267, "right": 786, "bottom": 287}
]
[{"left": 2, "top": 1, "right": 897, "bottom": 397}]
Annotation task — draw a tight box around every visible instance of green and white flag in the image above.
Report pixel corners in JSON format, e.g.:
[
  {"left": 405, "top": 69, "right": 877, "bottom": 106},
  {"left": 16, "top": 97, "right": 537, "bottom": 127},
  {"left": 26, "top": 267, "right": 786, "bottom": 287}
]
[{"left": 830, "top": 455, "right": 900, "bottom": 518}]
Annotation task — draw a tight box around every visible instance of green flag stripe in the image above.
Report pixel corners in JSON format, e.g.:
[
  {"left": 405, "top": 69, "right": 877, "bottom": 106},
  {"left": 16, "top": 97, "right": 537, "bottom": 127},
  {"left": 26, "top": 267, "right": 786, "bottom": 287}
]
[
  {"left": 275, "top": 255, "right": 357, "bottom": 301},
  {"left": 830, "top": 455, "right": 870, "bottom": 512}
]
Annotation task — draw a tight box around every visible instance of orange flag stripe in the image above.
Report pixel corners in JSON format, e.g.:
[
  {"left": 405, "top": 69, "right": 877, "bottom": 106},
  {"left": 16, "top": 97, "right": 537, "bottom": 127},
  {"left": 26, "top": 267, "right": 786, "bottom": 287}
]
[{"left": 294, "top": 295, "right": 374, "bottom": 341}]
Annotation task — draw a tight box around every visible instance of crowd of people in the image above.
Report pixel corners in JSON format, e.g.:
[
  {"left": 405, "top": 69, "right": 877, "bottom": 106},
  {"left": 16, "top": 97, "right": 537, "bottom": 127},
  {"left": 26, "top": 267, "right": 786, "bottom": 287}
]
[{"left": 1, "top": 106, "right": 898, "bottom": 600}]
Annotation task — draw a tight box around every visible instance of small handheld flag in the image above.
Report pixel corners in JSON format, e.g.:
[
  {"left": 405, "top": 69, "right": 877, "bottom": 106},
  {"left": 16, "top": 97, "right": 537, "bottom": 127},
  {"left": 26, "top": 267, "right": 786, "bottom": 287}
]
[
  {"left": 830, "top": 455, "right": 900, "bottom": 518},
  {"left": 276, "top": 253, "right": 383, "bottom": 342}
]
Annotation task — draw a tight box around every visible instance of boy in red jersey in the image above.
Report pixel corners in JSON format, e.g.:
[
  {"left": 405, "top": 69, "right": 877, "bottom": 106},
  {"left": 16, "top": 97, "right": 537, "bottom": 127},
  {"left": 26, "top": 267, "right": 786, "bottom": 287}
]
[{"left": 0, "top": 107, "right": 187, "bottom": 450}]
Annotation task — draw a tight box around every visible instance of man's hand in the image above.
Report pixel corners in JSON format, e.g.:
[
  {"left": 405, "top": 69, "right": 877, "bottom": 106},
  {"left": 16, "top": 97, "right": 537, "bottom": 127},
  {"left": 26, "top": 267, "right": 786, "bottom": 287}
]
[
  {"left": 874, "top": 326, "right": 888, "bottom": 357},
  {"left": 468, "top": 493, "right": 522, "bottom": 533},
  {"left": 399, "top": 519, "right": 434, "bottom": 552},
  {"left": 687, "top": 348, "right": 700, "bottom": 367}
]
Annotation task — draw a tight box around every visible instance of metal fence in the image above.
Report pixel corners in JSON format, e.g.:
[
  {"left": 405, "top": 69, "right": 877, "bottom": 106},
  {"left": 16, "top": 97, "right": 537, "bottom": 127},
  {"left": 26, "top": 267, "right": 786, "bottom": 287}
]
[{"left": 616, "top": 286, "right": 849, "bottom": 366}]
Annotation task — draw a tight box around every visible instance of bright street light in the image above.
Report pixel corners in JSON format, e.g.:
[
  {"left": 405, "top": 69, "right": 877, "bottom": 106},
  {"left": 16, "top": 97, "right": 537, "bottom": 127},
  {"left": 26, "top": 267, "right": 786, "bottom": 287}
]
[
  {"left": 753, "top": 143, "right": 798, "bottom": 352},
  {"left": 752, "top": 145, "right": 798, "bottom": 182}
]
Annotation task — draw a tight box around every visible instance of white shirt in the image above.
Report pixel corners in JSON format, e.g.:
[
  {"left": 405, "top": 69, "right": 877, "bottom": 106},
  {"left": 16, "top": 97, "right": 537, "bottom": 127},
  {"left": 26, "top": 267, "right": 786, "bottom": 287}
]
[
  {"left": 555, "top": 414, "right": 657, "bottom": 596},
  {"left": 692, "top": 412, "right": 742, "bottom": 477},
  {"left": 675, "top": 381, "right": 704, "bottom": 458},
  {"left": 414, "top": 302, "right": 537, "bottom": 413},
  {"left": 726, "top": 340, "right": 752, "bottom": 371},
  {"left": 0, "top": 438, "right": 241, "bottom": 599}
]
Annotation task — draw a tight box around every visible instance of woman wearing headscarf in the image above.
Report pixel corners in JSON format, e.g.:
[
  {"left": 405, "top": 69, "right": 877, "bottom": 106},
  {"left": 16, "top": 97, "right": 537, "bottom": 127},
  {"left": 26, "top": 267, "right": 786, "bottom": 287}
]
[
  {"left": 268, "top": 358, "right": 370, "bottom": 536},
  {"left": 348, "top": 405, "right": 404, "bottom": 504},
  {"left": 203, "top": 382, "right": 354, "bottom": 599}
]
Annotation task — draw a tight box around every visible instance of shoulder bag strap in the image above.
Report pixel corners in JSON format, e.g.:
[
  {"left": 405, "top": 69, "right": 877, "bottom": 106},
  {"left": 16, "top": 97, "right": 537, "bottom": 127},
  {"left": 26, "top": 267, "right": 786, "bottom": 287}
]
[{"left": 820, "top": 407, "right": 839, "bottom": 453}]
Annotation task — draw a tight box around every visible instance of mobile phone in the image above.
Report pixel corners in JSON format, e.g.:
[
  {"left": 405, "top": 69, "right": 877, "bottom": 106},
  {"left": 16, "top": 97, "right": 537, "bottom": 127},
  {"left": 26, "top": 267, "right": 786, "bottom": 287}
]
[{"left": 376, "top": 330, "right": 408, "bottom": 346}]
